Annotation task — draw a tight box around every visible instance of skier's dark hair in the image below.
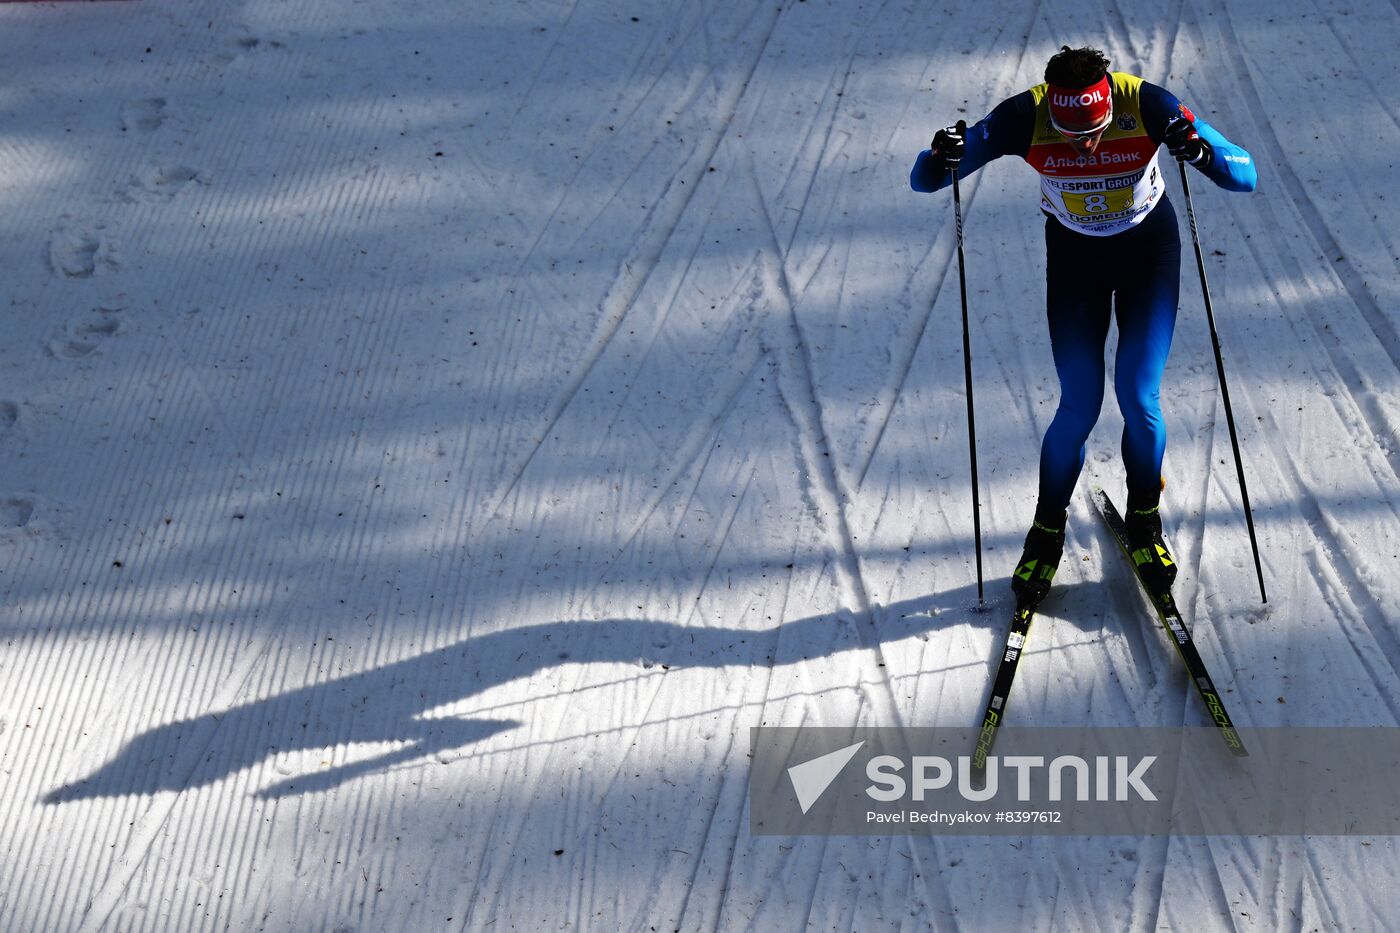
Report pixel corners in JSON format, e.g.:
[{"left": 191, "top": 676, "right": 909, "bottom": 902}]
[{"left": 1044, "top": 46, "right": 1111, "bottom": 87}]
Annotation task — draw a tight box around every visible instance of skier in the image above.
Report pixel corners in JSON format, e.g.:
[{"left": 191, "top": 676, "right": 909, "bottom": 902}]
[{"left": 911, "top": 46, "right": 1256, "bottom": 604}]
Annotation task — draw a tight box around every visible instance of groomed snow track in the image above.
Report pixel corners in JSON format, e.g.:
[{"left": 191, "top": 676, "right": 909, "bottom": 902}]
[{"left": 2, "top": 0, "right": 1398, "bottom": 930}]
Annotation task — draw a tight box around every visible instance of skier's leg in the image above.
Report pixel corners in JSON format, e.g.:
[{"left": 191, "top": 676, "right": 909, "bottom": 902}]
[
  {"left": 1113, "top": 206, "right": 1181, "bottom": 503},
  {"left": 1113, "top": 203, "right": 1182, "bottom": 590},
  {"left": 1014, "top": 222, "right": 1112, "bottom": 603},
  {"left": 1038, "top": 221, "right": 1113, "bottom": 516}
]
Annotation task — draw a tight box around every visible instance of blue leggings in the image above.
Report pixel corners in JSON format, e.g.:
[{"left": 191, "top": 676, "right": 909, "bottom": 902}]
[{"left": 1038, "top": 200, "right": 1181, "bottom": 512}]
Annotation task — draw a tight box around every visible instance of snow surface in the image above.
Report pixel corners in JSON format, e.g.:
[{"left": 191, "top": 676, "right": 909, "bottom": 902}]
[{"left": 2, "top": 0, "right": 1399, "bottom": 930}]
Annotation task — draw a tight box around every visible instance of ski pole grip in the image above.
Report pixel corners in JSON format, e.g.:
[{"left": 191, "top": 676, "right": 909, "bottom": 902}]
[{"left": 949, "top": 120, "right": 968, "bottom": 175}]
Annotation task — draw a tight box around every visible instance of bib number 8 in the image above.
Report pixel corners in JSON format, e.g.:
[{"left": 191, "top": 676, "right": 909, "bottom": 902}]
[{"left": 1062, "top": 188, "right": 1133, "bottom": 218}]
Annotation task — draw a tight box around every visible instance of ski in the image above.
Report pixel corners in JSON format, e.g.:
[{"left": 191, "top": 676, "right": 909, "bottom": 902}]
[
  {"left": 1090, "top": 487, "right": 1248, "bottom": 757},
  {"left": 973, "top": 599, "right": 1039, "bottom": 770}
]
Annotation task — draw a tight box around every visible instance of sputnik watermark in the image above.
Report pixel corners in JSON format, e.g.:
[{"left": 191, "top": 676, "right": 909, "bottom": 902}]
[
  {"left": 787, "top": 742, "right": 863, "bottom": 814},
  {"left": 779, "top": 736, "right": 1156, "bottom": 835},
  {"left": 752, "top": 726, "right": 1400, "bottom": 835},
  {"left": 865, "top": 754, "right": 1156, "bottom": 802},
  {"left": 867, "top": 809, "right": 1063, "bottom": 826},
  {"left": 787, "top": 748, "right": 1154, "bottom": 816}
]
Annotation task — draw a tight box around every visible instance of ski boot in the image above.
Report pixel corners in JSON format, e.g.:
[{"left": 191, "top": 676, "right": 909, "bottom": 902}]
[
  {"left": 1011, "top": 511, "right": 1066, "bottom": 607},
  {"left": 1125, "top": 499, "right": 1177, "bottom": 593}
]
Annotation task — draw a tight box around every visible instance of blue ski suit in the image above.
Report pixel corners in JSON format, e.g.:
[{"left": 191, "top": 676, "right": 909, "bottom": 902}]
[{"left": 911, "top": 73, "right": 1256, "bottom": 512}]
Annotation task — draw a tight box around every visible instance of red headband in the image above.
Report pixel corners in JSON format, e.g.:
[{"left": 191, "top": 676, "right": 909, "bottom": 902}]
[{"left": 1048, "top": 76, "right": 1112, "bottom": 132}]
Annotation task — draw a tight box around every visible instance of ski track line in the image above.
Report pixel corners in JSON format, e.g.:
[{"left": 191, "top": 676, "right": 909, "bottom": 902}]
[
  {"left": 0, "top": 76, "right": 306, "bottom": 839},
  {"left": 1289, "top": 859, "right": 1310, "bottom": 929},
  {"left": 795, "top": 832, "right": 835, "bottom": 933},
  {"left": 1201, "top": 835, "right": 1249, "bottom": 933},
  {"left": 464, "top": 739, "right": 546, "bottom": 924},
  {"left": 855, "top": 205, "right": 962, "bottom": 491},
  {"left": 1179, "top": 382, "right": 1231, "bottom": 724},
  {"left": 1223, "top": 249, "right": 1400, "bottom": 712},
  {"left": 1158, "top": 0, "right": 1187, "bottom": 83},
  {"left": 1232, "top": 165, "right": 1400, "bottom": 491},
  {"left": 775, "top": 61, "right": 853, "bottom": 261},
  {"left": 770, "top": 0, "right": 898, "bottom": 261},
  {"left": 64, "top": 128, "right": 425, "bottom": 933},
  {"left": 1106, "top": 0, "right": 1177, "bottom": 89},
  {"left": 674, "top": 369, "right": 748, "bottom": 519},
  {"left": 452, "top": 688, "right": 804, "bottom": 761},
  {"left": 1309, "top": 0, "right": 1400, "bottom": 137},
  {"left": 869, "top": 6, "right": 1039, "bottom": 912},
  {"left": 1133, "top": 833, "right": 1173, "bottom": 933},
  {"left": 1189, "top": 378, "right": 1222, "bottom": 590},
  {"left": 677, "top": 464, "right": 762, "bottom": 634},
  {"left": 71, "top": 586, "right": 317, "bottom": 933},
  {"left": 506, "top": 144, "right": 600, "bottom": 288},
  {"left": 1211, "top": 0, "right": 1400, "bottom": 375},
  {"left": 1102, "top": 0, "right": 1140, "bottom": 67},
  {"left": 576, "top": 670, "right": 685, "bottom": 923},
  {"left": 449, "top": 740, "right": 515, "bottom": 924},
  {"left": 466, "top": 466, "right": 751, "bottom": 928},
  {"left": 673, "top": 725, "right": 745, "bottom": 928},
  {"left": 493, "top": 5, "right": 783, "bottom": 460},
  {"left": 551, "top": 9, "right": 716, "bottom": 267},
  {"left": 754, "top": 532, "right": 853, "bottom": 932},
  {"left": 1087, "top": 574, "right": 1154, "bottom": 729},
  {"left": 610, "top": 348, "right": 764, "bottom": 558},
  {"left": 586, "top": 185, "right": 739, "bottom": 453},
  {"left": 856, "top": 0, "right": 1044, "bottom": 491},
  {"left": 705, "top": 553, "right": 789, "bottom": 930},
  {"left": 666, "top": 644, "right": 760, "bottom": 927},
  {"left": 1142, "top": 0, "right": 1187, "bottom": 83},
  {"left": 481, "top": 1, "right": 787, "bottom": 527},
  {"left": 1303, "top": 544, "right": 1400, "bottom": 723},
  {"left": 752, "top": 162, "right": 964, "bottom": 930},
  {"left": 573, "top": 465, "right": 759, "bottom": 847},
  {"left": 752, "top": 180, "right": 890, "bottom": 711},
  {"left": 1106, "top": 0, "right": 1172, "bottom": 85},
  {"left": 1300, "top": 844, "right": 1351, "bottom": 931},
  {"left": 1251, "top": 837, "right": 1294, "bottom": 922},
  {"left": 1044, "top": 864, "right": 1069, "bottom": 931},
  {"left": 612, "top": 5, "right": 715, "bottom": 138},
  {"left": 508, "top": 0, "right": 581, "bottom": 123},
  {"left": 1098, "top": 537, "right": 1172, "bottom": 707},
  {"left": 16, "top": 372, "right": 306, "bottom": 928},
  {"left": 1276, "top": 839, "right": 1308, "bottom": 933}
]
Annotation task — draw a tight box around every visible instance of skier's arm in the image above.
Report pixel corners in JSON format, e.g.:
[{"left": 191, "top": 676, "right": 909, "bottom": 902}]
[
  {"left": 1142, "top": 82, "right": 1257, "bottom": 192},
  {"left": 910, "top": 92, "right": 1033, "bottom": 193},
  {"left": 1191, "top": 118, "right": 1257, "bottom": 192}
]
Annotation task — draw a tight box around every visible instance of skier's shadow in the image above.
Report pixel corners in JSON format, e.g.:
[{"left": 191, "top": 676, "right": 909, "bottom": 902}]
[{"left": 43, "top": 581, "right": 1103, "bottom": 803}]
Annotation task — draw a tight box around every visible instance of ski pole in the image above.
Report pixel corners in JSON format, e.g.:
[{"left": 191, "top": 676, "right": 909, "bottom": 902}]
[
  {"left": 950, "top": 121, "right": 985, "bottom": 605},
  {"left": 1178, "top": 162, "right": 1267, "bottom": 604}
]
